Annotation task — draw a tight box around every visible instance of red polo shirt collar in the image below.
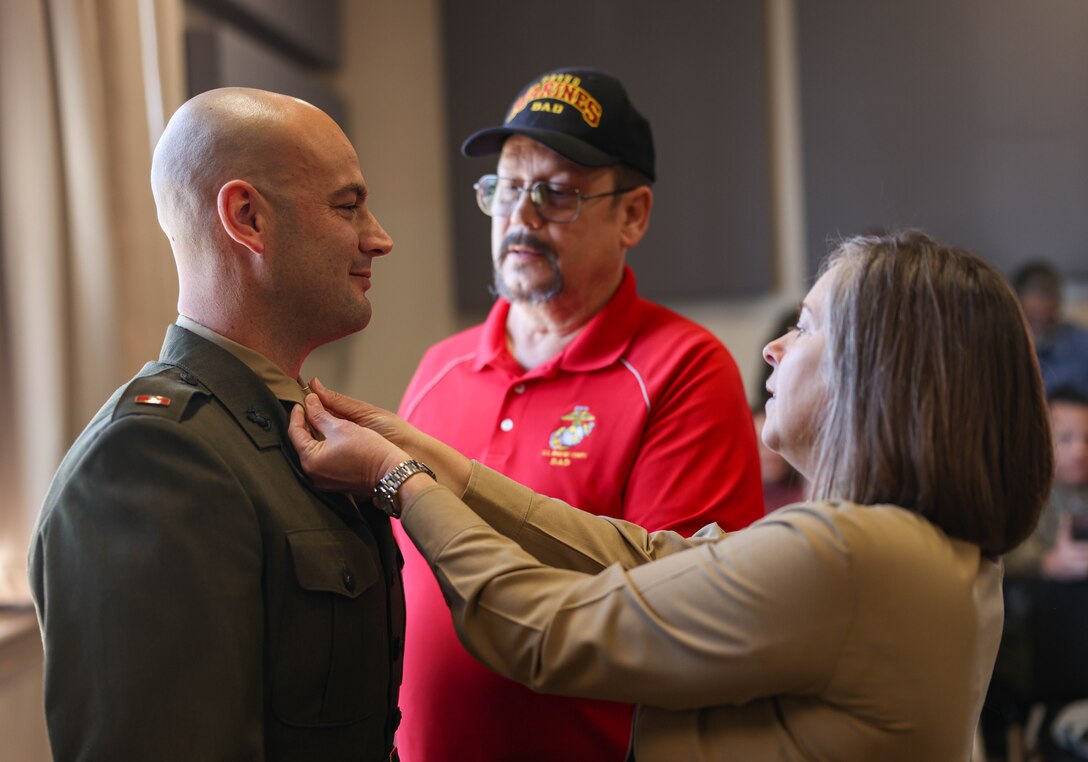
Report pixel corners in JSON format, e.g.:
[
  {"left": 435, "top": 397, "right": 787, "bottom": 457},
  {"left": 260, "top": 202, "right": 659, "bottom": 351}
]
[{"left": 472, "top": 266, "right": 641, "bottom": 378}]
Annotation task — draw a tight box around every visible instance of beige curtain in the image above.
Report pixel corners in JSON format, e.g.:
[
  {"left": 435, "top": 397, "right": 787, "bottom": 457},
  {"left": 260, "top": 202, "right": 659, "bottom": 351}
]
[{"left": 0, "top": 0, "right": 182, "bottom": 604}]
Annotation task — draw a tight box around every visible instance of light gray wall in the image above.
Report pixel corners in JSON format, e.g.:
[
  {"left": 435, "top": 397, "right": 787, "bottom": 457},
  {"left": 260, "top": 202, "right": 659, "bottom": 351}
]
[{"left": 303, "top": 0, "right": 461, "bottom": 411}]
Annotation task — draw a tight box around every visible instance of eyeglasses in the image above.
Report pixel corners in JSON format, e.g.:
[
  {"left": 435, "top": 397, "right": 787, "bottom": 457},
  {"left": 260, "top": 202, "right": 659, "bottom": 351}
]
[{"left": 473, "top": 174, "right": 636, "bottom": 224}]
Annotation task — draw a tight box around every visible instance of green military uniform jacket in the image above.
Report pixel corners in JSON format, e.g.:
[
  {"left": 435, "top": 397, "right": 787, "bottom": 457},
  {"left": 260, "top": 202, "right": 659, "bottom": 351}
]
[{"left": 29, "top": 325, "right": 405, "bottom": 761}]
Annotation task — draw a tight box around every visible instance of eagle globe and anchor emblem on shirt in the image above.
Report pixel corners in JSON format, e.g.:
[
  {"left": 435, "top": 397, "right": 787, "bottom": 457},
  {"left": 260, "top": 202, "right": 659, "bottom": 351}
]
[{"left": 543, "top": 405, "right": 596, "bottom": 467}]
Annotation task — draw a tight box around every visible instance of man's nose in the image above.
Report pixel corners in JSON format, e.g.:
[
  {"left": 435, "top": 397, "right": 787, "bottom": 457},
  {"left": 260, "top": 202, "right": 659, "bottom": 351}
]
[
  {"left": 509, "top": 188, "right": 543, "bottom": 228},
  {"left": 363, "top": 211, "right": 393, "bottom": 257}
]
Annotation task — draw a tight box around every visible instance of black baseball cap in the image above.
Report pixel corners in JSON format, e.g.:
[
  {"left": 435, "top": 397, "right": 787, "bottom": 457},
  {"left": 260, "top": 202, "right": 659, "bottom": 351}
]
[{"left": 461, "top": 67, "right": 656, "bottom": 182}]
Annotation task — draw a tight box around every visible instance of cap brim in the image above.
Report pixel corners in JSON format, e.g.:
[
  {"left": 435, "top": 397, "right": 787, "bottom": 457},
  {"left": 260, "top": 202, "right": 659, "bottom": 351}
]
[{"left": 461, "top": 126, "right": 619, "bottom": 168}]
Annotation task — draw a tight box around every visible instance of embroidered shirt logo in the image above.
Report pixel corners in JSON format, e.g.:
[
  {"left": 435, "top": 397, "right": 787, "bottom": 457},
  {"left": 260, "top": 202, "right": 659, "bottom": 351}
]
[{"left": 548, "top": 405, "right": 596, "bottom": 450}]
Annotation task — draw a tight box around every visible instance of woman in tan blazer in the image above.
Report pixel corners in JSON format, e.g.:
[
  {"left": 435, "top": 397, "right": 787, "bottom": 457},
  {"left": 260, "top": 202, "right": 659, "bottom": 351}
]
[{"left": 291, "top": 230, "right": 1051, "bottom": 761}]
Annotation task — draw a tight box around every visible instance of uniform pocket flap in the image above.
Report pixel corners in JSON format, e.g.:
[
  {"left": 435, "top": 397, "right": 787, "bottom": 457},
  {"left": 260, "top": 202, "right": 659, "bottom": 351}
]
[{"left": 286, "top": 529, "right": 378, "bottom": 600}]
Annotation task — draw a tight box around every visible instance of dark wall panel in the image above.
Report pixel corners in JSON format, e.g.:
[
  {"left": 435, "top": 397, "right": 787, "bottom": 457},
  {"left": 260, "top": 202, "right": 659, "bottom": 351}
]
[
  {"left": 443, "top": 0, "right": 773, "bottom": 312},
  {"left": 799, "top": 0, "right": 1088, "bottom": 277},
  {"left": 187, "top": 26, "right": 346, "bottom": 128},
  {"left": 190, "top": 0, "right": 341, "bottom": 67}
]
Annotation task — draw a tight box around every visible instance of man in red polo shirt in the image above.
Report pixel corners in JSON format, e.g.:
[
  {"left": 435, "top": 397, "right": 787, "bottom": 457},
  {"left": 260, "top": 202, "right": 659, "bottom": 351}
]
[{"left": 393, "top": 66, "right": 764, "bottom": 761}]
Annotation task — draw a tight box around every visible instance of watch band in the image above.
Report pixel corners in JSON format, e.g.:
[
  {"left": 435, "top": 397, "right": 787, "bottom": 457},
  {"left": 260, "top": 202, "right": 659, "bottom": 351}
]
[{"left": 373, "top": 459, "right": 436, "bottom": 517}]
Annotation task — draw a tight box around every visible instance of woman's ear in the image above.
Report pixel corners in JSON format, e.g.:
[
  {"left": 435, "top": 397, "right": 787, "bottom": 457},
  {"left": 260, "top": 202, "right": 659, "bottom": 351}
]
[
  {"left": 618, "top": 186, "right": 653, "bottom": 249},
  {"left": 217, "top": 179, "right": 267, "bottom": 254}
]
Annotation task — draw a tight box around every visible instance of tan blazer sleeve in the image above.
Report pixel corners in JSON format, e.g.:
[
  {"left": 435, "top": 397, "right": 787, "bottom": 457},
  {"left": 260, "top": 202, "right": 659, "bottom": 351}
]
[
  {"left": 399, "top": 463, "right": 855, "bottom": 711},
  {"left": 455, "top": 462, "right": 719, "bottom": 571}
]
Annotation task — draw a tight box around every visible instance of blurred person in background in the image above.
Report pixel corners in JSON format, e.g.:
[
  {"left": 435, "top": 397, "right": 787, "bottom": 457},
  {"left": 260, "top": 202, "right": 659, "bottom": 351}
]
[
  {"left": 1013, "top": 261, "right": 1088, "bottom": 399},
  {"left": 1006, "top": 387, "right": 1088, "bottom": 580}
]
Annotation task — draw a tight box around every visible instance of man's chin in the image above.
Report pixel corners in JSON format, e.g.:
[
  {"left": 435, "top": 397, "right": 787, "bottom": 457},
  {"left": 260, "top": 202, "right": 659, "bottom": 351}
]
[
  {"left": 493, "top": 268, "right": 563, "bottom": 305},
  {"left": 496, "top": 281, "right": 562, "bottom": 305},
  {"left": 319, "top": 305, "right": 372, "bottom": 343}
]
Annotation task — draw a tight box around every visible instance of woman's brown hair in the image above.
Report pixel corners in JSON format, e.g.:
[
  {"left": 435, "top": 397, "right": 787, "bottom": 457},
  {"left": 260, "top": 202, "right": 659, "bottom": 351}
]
[{"left": 809, "top": 230, "right": 1051, "bottom": 555}]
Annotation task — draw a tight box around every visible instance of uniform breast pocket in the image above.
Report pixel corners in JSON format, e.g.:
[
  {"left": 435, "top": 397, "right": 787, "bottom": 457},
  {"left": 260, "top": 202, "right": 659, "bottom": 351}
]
[{"left": 274, "top": 528, "right": 389, "bottom": 727}]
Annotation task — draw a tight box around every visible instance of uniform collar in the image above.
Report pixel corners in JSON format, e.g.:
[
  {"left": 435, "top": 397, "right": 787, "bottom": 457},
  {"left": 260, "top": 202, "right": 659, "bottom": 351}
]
[
  {"left": 472, "top": 265, "right": 641, "bottom": 377},
  {"left": 159, "top": 324, "right": 362, "bottom": 521},
  {"left": 159, "top": 324, "right": 291, "bottom": 447},
  {"left": 176, "top": 316, "right": 308, "bottom": 406}
]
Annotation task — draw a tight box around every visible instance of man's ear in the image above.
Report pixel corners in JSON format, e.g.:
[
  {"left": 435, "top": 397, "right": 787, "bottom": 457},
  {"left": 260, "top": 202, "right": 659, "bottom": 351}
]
[
  {"left": 217, "top": 180, "right": 267, "bottom": 254},
  {"left": 618, "top": 186, "right": 653, "bottom": 249}
]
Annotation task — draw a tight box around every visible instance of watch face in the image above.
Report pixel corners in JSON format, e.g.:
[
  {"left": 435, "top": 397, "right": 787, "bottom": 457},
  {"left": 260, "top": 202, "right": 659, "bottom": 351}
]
[
  {"left": 373, "top": 487, "right": 396, "bottom": 517},
  {"left": 374, "top": 460, "right": 434, "bottom": 518}
]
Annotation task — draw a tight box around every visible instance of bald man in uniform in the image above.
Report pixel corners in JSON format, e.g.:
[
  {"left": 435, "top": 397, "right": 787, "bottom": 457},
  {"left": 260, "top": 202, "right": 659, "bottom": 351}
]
[{"left": 28, "top": 88, "right": 402, "bottom": 761}]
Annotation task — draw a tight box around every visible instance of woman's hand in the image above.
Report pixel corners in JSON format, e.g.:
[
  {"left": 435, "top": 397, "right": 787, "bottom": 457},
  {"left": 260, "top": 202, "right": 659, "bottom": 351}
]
[
  {"left": 309, "top": 378, "right": 423, "bottom": 452},
  {"left": 305, "top": 378, "right": 474, "bottom": 495},
  {"left": 288, "top": 393, "right": 408, "bottom": 497}
]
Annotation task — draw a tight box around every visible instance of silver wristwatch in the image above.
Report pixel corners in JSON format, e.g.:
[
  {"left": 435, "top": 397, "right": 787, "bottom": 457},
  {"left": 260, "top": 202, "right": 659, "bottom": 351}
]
[{"left": 372, "top": 459, "right": 436, "bottom": 517}]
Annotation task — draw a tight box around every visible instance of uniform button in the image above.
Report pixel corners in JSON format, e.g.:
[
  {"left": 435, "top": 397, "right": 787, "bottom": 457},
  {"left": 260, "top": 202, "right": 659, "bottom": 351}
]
[
  {"left": 500, "top": 418, "right": 514, "bottom": 432},
  {"left": 513, "top": 383, "right": 526, "bottom": 394},
  {"left": 342, "top": 570, "right": 356, "bottom": 592}
]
